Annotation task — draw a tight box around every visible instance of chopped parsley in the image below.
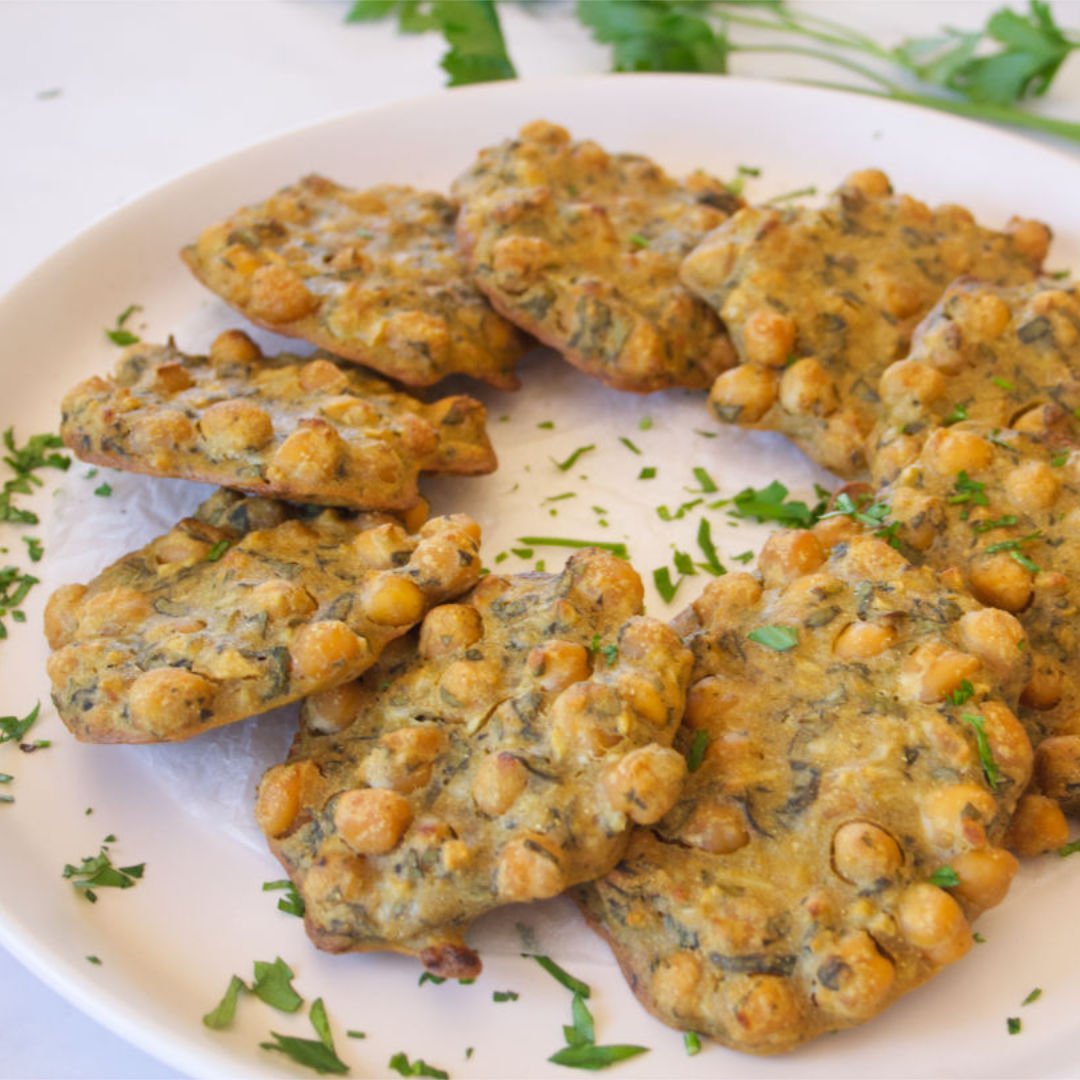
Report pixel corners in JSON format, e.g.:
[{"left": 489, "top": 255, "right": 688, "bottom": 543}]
[
  {"left": 747, "top": 625, "right": 798, "bottom": 652},
  {"left": 263, "top": 878, "right": 305, "bottom": 917},
  {"left": 1058, "top": 839, "right": 1080, "bottom": 857},
  {"left": 203, "top": 975, "right": 247, "bottom": 1030},
  {"left": 0, "top": 702, "right": 39, "bottom": 745},
  {"left": 991, "top": 376, "right": 1015, "bottom": 391},
  {"left": 627, "top": 232, "right": 649, "bottom": 249},
  {"left": 638, "top": 416, "right": 652, "bottom": 431},
  {"left": 928, "top": 866, "right": 960, "bottom": 888},
  {"left": 653, "top": 566, "right": 680, "bottom": 604},
  {"left": 1051, "top": 450, "right": 1070, "bottom": 467},
  {"left": 552, "top": 445, "right": 595, "bottom": 472},
  {"left": 949, "top": 472, "right": 989, "bottom": 518},
  {"left": 765, "top": 185, "right": 818, "bottom": 204},
  {"left": 657, "top": 497, "right": 704, "bottom": 521},
  {"left": 684, "top": 1031, "right": 702, "bottom": 1056},
  {"left": 0, "top": 567, "right": 39, "bottom": 639},
  {"left": 493, "top": 990, "right": 519, "bottom": 1002},
  {"left": 942, "top": 402, "right": 970, "bottom": 425},
  {"left": 418, "top": 972, "right": 446, "bottom": 986},
  {"left": 728, "top": 480, "right": 821, "bottom": 528},
  {"left": 105, "top": 304, "right": 142, "bottom": 346},
  {"left": 388, "top": 1052, "right": 448, "bottom": 1078},
  {"left": 618, "top": 436, "right": 641, "bottom": 455},
  {"left": 971, "top": 514, "right": 1018, "bottom": 534},
  {"left": 62, "top": 837, "right": 145, "bottom": 902},
  {"left": 563, "top": 993, "right": 595, "bottom": 1047},
  {"left": 206, "top": 539, "right": 231, "bottom": 562},
  {"left": 262, "top": 1029, "right": 349, "bottom": 1075},
  {"left": 527, "top": 954, "right": 591, "bottom": 998},
  {"left": 589, "top": 635, "right": 619, "bottom": 666},
  {"left": 962, "top": 713, "right": 1000, "bottom": 789},
  {"left": 686, "top": 730, "right": 709, "bottom": 773},
  {"left": 549, "top": 1044, "right": 649, "bottom": 1070},
  {"left": 347, "top": 1031, "right": 366, "bottom": 1040},
  {"left": 820, "top": 492, "right": 901, "bottom": 548},
  {"left": 696, "top": 519, "right": 725, "bottom": 577},
  {"left": 543, "top": 492, "right": 577, "bottom": 505},
  {"left": 946, "top": 679, "right": 976, "bottom": 706},
  {"left": 517, "top": 536, "right": 629, "bottom": 560},
  {"left": 0, "top": 428, "right": 70, "bottom": 525},
  {"left": 1022, "top": 987, "right": 1042, "bottom": 1006},
  {"left": 86, "top": 955, "right": 102, "bottom": 966},
  {"left": 688, "top": 466, "right": 718, "bottom": 494},
  {"left": 93, "top": 482, "right": 113, "bottom": 497},
  {"left": 1007, "top": 1017, "right": 1021, "bottom": 1035},
  {"left": 732, "top": 550, "right": 754, "bottom": 564},
  {"left": 638, "top": 466, "right": 656, "bottom": 480},
  {"left": 251, "top": 957, "right": 303, "bottom": 1013},
  {"left": 538, "top": 420, "right": 555, "bottom": 430}
]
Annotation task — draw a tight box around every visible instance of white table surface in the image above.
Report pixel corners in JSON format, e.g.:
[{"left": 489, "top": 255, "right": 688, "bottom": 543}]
[{"left": 2, "top": 2, "right": 1078, "bottom": 1076}]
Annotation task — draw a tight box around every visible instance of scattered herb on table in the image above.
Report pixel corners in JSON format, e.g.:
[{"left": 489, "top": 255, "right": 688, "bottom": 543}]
[
  {"left": 0, "top": 428, "right": 70, "bottom": 526},
  {"left": 653, "top": 565, "right": 681, "bottom": 604},
  {"left": 728, "top": 480, "right": 823, "bottom": 528},
  {"left": 93, "top": 482, "right": 113, "bottom": 498},
  {"left": 552, "top": 445, "right": 596, "bottom": 472},
  {"left": 517, "top": 536, "right": 629, "bottom": 560},
  {"left": 638, "top": 466, "right": 656, "bottom": 480},
  {"left": 0, "top": 566, "right": 39, "bottom": 639},
  {"left": 1007, "top": 1016, "right": 1022, "bottom": 1035},
  {"left": 263, "top": 878, "right": 305, "bottom": 917},
  {"left": 388, "top": 1051, "right": 449, "bottom": 1078},
  {"left": 0, "top": 702, "right": 40, "bottom": 744},
  {"left": 695, "top": 518, "right": 726, "bottom": 576},
  {"left": 1059, "top": 838, "right": 1080, "bottom": 857},
  {"left": 105, "top": 304, "right": 142, "bottom": 346},
  {"left": 684, "top": 1031, "right": 702, "bottom": 1056},
  {"left": 252, "top": 957, "right": 304, "bottom": 1013},
  {"left": 262, "top": 1030, "right": 350, "bottom": 1075},
  {"left": 493, "top": 990, "right": 519, "bottom": 1003},
  {"left": 1022, "top": 987, "right": 1042, "bottom": 1006},
  {"left": 86, "top": 955, "right": 102, "bottom": 966},
  {"left": 203, "top": 975, "right": 247, "bottom": 1030},
  {"left": 527, "top": 954, "right": 592, "bottom": 998},
  {"left": 62, "top": 837, "right": 145, "bottom": 902}
]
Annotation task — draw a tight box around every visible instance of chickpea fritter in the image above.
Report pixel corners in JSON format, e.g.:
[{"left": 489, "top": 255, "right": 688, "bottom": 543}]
[
  {"left": 575, "top": 536, "right": 1032, "bottom": 1055},
  {"left": 681, "top": 169, "right": 1048, "bottom": 476},
  {"left": 877, "top": 424, "right": 1080, "bottom": 839},
  {"left": 452, "top": 120, "right": 742, "bottom": 394},
  {"left": 45, "top": 490, "right": 482, "bottom": 743},
  {"left": 259, "top": 551, "right": 693, "bottom": 979},
  {"left": 871, "top": 280, "right": 1080, "bottom": 483},
  {"left": 60, "top": 332, "right": 496, "bottom": 511},
  {"left": 181, "top": 177, "right": 526, "bottom": 388}
]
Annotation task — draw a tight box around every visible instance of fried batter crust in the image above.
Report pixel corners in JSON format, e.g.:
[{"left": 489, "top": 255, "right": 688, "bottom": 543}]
[
  {"left": 871, "top": 280, "right": 1080, "bottom": 484},
  {"left": 181, "top": 177, "right": 526, "bottom": 389},
  {"left": 682, "top": 170, "right": 1048, "bottom": 477},
  {"left": 452, "top": 120, "right": 741, "bottom": 394},
  {"left": 258, "top": 551, "right": 693, "bottom": 978},
  {"left": 575, "top": 536, "right": 1032, "bottom": 1054},
  {"left": 879, "top": 424, "right": 1080, "bottom": 820},
  {"left": 60, "top": 332, "right": 496, "bottom": 511},
  {"left": 45, "top": 491, "right": 482, "bottom": 743}
]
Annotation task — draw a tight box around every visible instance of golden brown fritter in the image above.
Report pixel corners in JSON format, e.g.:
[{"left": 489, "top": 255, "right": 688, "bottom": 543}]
[
  {"left": 871, "top": 280, "right": 1080, "bottom": 484},
  {"left": 60, "top": 331, "right": 496, "bottom": 512},
  {"left": 45, "top": 491, "right": 482, "bottom": 743},
  {"left": 257, "top": 551, "right": 693, "bottom": 979},
  {"left": 181, "top": 177, "right": 526, "bottom": 388},
  {"left": 876, "top": 423, "right": 1080, "bottom": 843},
  {"left": 452, "top": 120, "right": 741, "bottom": 394},
  {"left": 681, "top": 169, "right": 1049, "bottom": 477},
  {"left": 575, "top": 534, "right": 1033, "bottom": 1055}
]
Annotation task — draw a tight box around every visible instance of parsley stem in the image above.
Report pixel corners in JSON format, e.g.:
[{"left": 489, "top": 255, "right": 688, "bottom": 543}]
[{"left": 733, "top": 43, "right": 900, "bottom": 92}]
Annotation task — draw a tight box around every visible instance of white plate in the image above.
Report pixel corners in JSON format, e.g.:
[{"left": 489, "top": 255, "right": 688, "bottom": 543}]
[{"left": 2, "top": 74, "right": 1079, "bottom": 1080}]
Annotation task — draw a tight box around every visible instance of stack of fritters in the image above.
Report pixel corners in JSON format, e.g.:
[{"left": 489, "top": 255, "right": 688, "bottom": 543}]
[{"left": 43, "top": 119, "right": 1080, "bottom": 1059}]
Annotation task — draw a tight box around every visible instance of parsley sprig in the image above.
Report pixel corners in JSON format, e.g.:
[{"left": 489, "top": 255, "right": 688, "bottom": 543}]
[
  {"left": 62, "top": 836, "right": 145, "bottom": 902},
  {"left": 347, "top": 1, "right": 1080, "bottom": 143}
]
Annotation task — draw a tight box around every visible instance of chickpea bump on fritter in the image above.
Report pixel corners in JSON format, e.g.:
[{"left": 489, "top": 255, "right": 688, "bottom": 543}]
[
  {"left": 575, "top": 534, "right": 1033, "bottom": 1055},
  {"left": 45, "top": 491, "right": 482, "bottom": 743},
  {"left": 257, "top": 550, "right": 693, "bottom": 979},
  {"left": 181, "top": 177, "right": 526, "bottom": 388},
  {"left": 452, "top": 120, "right": 742, "bottom": 394},
  {"left": 871, "top": 280, "right": 1080, "bottom": 484},
  {"left": 60, "top": 331, "right": 496, "bottom": 512},
  {"left": 877, "top": 423, "right": 1080, "bottom": 846},
  {"left": 681, "top": 169, "right": 1049, "bottom": 477}
]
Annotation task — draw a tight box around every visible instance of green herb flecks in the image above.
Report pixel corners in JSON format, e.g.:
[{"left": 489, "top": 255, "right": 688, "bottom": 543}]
[
  {"left": 949, "top": 472, "right": 990, "bottom": 519},
  {"left": 22, "top": 537, "right": 43, "bottom": 562},
  {"left": 732, "top": 550, "right": 754, "bottom": 564},
  {"left": 517, "top": 536, "right": 629, "bottom": 560},
  {"left": 252, "top": 957, "right": 303, "bottom": 1013},
  {"left": 695, "top": 519, "right": 725, "bottom": 576},
  {"left": 820, "top": 491, "right": 901, "bottom": 548},
  {"left": 203, "top": 975, "right": 247, "bottom": 1030},
  {"left": 688, "top": 466, "right": 719, "bottom": 494},
  {"left": 549, "top": 1044, "right": 649, "bottom": 1071},
  {"left": 627, "top": 233, "right": 649, "bottom": 249},
  {"left": 639, "top": 416, "right": 653, "bottom": 430},
  {"left": 387, "top": 1051, "right": 449, "bottom": 1078},
  {"left": 1007, "top": 1016, "right": 1021, "bottom": 1035},
  {"left": 493, "top": 990, "right": 519, "bottom": 1003},
  {"left": 0, "top": 702, "right": 39, "bottom": 745},
  {"left": 942, "top": 402, "right": 970, "bottom": 425},
  {"left": 1022, "top": 987, "right": 1042, "bottom": 1006},
  {"left": 638, "top": 466, "right": 657, "bottom": 480},
  {"left": 86, "top": 955, "right": 102, "bottom": 965},
  {"left": 971, "top": 514, "right": 1019, "bottom": 534},
  {"left": 0, "top": 428, "right": 70, "bottom": 526},
  {"left": 263, "top": 878, "right": 305, "bottom": 917},
  {"left": 528, "top": 954, "right": 591, "bottom": 998},
  {"left": 62, "top": 836, "right": 145, "bottom": 903},
  {"left": 93, "top": 482, "right": 113, "bottom": 498},
  {"left": 686, "top": 730, "right": 710, "bottom": 773},
  {"left": 961, "top": 713, "right": 1001, "bottom": 788},
  {"left": 929, "top": 865, "right": 960, "bottom": 888},
  {"left": 946, "top": 679, "right": 976, "bottom": 706},
  {"left": 0, "top": 566, "right": 39, "bottom": 640},
  {"left": 728, "top": 480, "right": 822, "bottom": 528},
  {"left": 105, "top": 304, "right": 142, "bottom": 346},
  {"left": 206, "top": 539, "right": 231, "bottom": 562},
  {"left": 1058, "top": 838, "right": 1080, "bottom": 857},
  {"left": 684, "top": 1031, "right": 702, "bottom": 1056},
  {"left": 262, "top": 1030, "right": 349, "bottom": 1075},
  {"left": 653, "top": 566, "right": 680, "bottom": 604},
  {"left": 552, "top": 445, "right": 595, "bottom": 472},
  {"left": 992, "top": 376, "right": 1016, "bottom": 391},
  {"left": 747, "top": 625, "right": 799, "bottom": 652}
]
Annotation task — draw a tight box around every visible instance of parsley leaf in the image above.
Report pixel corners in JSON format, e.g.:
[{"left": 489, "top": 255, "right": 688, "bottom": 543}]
[
  {"left": 729, "top": 481, "right": 820, "bottom": 528},
  {"left": 929, "top": 865, "right": 960, "bottom": 888},
  {"left": 1007, "top": 1016, "right": 1022, "bottom": 1035},
  {"left": 263, "top": 878, "right": 305, "bottom": 917},
  {"left": 577, "top": 0, "right": 729, "bottom": 73},
  {"left": 548, "top": 1044, "right": 649, "bottom": 1070},
  {"left": 946, "top": 679, "right": 975, "bottom": 706},
  {"left": 435, "top": 0, "right": 516, "bottom": 86},
  {"left": 962, "top": 712, "right": 1001, "bottom": 788},
  {"left": 388, "top": 1051, "right": 449, "bottom": 1078},
  {"left": 0, "top": 702, "right": 39, "bottom": 745},
  {"left": 686, "top": 729, "right": 709, "bottom": 772},
  {"left": 251, "top": 957, "right": 303, "bottom": 1013},
  {"left": 203, "top": 975, "right": 247, "bottom": 1030},
  {"left": 62, "top": 837, "right": 145, "bottom": 902},
  {"left": 105, "top": 304, "right": 142, "bottom": 346},
  {"left": 493, "top": 990, "right": 519, "bottom": 1003},
  {"left": 653, "top": 565, "right": 680, "bottom": 604},
  {"left": 262, "top": 1032, "right": 350, "bottom": 1075}
]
